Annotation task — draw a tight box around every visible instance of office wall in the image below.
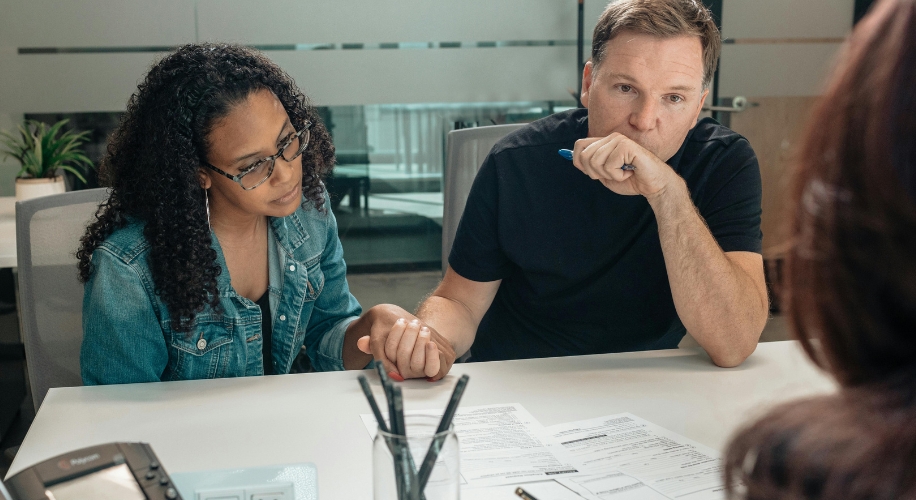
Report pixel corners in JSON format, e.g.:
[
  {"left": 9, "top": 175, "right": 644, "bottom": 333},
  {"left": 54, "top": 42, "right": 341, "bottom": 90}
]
[
  {"left": 719, "top": 0, "right": 853, "bottom": 255},
  {"left": 0, "top": 0, "right": 853, "bottom": 198}
]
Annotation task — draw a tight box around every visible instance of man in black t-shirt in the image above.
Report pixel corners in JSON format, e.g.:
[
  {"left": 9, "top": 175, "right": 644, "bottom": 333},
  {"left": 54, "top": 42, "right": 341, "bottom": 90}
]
[{"left": 357, "top": 0, "right": 769, "bottom": 379}]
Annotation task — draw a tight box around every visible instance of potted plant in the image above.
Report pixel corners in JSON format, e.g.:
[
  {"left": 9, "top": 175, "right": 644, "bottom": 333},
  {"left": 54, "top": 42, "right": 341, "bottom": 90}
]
[{"left": 0, "top": 119, "right": 95, "bottom": 201}]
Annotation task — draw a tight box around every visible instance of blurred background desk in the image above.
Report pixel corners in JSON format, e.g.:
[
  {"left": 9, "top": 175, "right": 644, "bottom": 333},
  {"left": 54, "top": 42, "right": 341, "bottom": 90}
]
[{"left": 6, "top": 341, "right": 835, "bottom": 497}]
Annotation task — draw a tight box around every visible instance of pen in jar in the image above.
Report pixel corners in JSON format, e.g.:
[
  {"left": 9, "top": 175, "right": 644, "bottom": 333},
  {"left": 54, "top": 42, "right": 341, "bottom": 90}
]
[
  {"left": 558, "top": 148, "right": 636, "bottom": 171},
  {"left": 515, "top": 487, "right": 539, "bottom": 500}
]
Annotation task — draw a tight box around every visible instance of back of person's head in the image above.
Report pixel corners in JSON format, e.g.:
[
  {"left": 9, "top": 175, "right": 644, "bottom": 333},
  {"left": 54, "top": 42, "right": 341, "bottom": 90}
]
[
  {"left": 724, "top": 0, "right": 916, "bottom": 498},
  {"left": 78, "top": 43, "right": 335, "bottom": 333},
  {"left": 592, "top": 0, "right": 720, "bottom": 88},
  {"left": 787, "top": 0, "right": 916, "bottom": 387}
]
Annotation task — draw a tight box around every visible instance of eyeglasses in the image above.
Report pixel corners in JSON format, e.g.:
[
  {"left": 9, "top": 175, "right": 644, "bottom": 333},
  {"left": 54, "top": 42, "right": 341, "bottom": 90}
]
[{"left": 203, "top": 121, "right": 312, "bottom": 190}]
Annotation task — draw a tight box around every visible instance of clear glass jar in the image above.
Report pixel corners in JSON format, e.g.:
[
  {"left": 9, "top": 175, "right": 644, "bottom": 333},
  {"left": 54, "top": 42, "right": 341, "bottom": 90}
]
[{"left": 372, "top": 414, "right": 460, "bottom": 500}]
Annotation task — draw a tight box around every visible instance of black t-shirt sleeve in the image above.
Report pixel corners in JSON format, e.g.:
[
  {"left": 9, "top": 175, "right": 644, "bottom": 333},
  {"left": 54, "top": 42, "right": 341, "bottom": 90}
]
[
  {"left": 448, "top": 153, "right": 511, "bottom": 282},
  {"left": 696, "top": 138, "right": 763, "bottom": 254}
]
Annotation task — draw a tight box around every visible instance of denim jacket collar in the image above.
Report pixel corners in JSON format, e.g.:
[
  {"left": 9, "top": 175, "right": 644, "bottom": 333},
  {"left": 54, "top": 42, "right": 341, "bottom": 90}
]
[{"left": 210, "top": 210, "right": 312, "bottom": 295}]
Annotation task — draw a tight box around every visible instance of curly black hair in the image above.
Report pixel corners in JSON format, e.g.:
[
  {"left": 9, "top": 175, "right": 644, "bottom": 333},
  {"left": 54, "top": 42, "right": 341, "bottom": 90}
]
[{"left": 77, "top": 43, "right": 336, "bottom": 332}]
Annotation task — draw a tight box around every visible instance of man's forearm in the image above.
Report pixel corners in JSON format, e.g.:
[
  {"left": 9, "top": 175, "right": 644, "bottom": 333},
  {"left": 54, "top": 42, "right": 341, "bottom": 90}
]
[
  {"left": 648, "top": 178, "right": 768, "bottom": 366},
  {"left": 416, "top": 295, "right": 479, "bottom": 357}
]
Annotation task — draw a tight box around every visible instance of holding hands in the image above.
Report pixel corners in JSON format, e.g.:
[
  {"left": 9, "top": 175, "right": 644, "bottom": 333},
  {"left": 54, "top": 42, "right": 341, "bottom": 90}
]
[
  {"left": 572, "top": 133, "right": 677, "bottom": 199},
  {"left": 357, "top": 304, "right": 456, "bottom": 381}
]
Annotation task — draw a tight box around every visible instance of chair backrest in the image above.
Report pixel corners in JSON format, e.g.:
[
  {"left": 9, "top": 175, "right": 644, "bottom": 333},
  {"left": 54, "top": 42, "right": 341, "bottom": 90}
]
[
  {"left": 16, "top": 188, "right": 109, "bottom": 411},
  {"left": 442, "top": 124, "right": 525, "bottom": 273}
]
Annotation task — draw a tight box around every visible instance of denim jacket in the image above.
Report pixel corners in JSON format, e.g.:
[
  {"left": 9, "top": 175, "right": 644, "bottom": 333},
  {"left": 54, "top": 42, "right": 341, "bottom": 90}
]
[{"left": 81, "top": 195, "right": 362, "bottom": 385}]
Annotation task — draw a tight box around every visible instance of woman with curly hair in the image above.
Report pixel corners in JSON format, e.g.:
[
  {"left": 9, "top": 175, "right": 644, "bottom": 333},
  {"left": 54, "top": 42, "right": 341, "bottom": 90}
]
[
  {"left": 723, "top": 0, "right": 916, "bottom": 498},
  {"left": 77, "top": 43, "right": 397, "bottom": 383}
]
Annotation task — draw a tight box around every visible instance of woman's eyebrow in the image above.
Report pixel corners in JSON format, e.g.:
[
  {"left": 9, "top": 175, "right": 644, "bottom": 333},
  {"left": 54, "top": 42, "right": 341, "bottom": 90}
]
[{"left": 230, "top": 120, "right": 293, "bottom": 164}]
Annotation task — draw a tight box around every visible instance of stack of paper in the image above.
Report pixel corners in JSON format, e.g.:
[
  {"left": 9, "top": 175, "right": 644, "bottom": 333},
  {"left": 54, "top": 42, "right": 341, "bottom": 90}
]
[{"left": 361, "top": 403, "right": 726, "bottom": 499}]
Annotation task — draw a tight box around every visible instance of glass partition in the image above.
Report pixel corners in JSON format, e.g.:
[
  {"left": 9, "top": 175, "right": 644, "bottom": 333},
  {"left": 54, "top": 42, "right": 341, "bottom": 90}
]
[{"left": 27, "top": 100, "right": 577, "bottom": 271}]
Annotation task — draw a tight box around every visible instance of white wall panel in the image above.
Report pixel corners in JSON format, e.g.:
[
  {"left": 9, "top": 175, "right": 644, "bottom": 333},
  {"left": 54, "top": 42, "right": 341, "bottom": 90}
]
[
  {"left": 0, "top": 47, "right": 21, "bottom": 129},
  {"left": 719, "top": 43, "right": 842, "bottom": 97},
  {"left": 197, "top": 0, "right": 582, "bottom": 44},
  {"left": 0, "top": 0, "right": 856, "bottom": 125},
  {"left": 0, "top": 0, "right": 196, "bottom": 47},
  {"left": 722, "top": 0, "right": 853, "bottom": 39},
  {"left": 268, "top": 47, "right": 577, "bottom": 106},
  {"left": 7, "top": 47, "right": 579, "bottom": 112},
  {"left": 13, "top": 53, "right": 169, "bottom": 113}
]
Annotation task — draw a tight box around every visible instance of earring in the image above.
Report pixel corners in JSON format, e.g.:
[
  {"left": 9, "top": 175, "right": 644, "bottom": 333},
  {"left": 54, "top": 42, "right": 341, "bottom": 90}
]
[{"left": 204, "top": 189, "right": 212, "bottom": 232}]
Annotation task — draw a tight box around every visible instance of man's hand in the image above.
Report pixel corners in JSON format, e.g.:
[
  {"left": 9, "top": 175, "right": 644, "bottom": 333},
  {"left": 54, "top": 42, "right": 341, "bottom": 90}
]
[
  {"left": 356, "top": 304, "right": 457, "bottom": 381},
  {"left": 572, "top": 133, "right": 677, "bottom": 198}
]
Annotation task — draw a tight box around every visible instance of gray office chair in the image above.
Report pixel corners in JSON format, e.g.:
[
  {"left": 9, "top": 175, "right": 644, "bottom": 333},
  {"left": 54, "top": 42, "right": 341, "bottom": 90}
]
[
  {"left": 442, "top": 124, "right": 525, "bottom": 274},
  {"left": 16, "top": 188, "right": 109, "bottom": 411}
]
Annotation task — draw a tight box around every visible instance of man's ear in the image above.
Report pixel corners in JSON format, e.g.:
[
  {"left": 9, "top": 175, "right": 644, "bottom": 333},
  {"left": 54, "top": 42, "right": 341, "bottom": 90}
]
[
  {"left": 580, "top": 61, "right": 595, "bottom": 108},
  {"left": 197, "top": 168, "right": 212, "bottom": 190},
  {"left": 695, "top": 89, "right": 710, "bottom": 124}
]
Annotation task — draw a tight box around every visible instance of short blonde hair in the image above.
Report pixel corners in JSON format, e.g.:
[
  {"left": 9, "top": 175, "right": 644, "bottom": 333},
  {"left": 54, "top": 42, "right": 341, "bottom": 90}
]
[{"left": 592, "top": 0, "right": 721, "bottom": 88}]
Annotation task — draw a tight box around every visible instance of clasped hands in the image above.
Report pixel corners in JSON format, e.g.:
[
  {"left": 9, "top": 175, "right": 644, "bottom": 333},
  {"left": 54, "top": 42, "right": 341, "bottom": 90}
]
[{"left": 357, "top": 304, "right": 456, "bottom": 381}]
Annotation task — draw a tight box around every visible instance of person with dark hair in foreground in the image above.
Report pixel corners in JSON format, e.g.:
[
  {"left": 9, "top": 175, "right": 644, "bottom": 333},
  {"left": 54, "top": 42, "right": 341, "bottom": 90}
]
[
  {"left": 78, "top": 43, "right": 383, "bottom": 383},
  {"left": 724, "top": 0, "right": 916, "bottom": 497}
]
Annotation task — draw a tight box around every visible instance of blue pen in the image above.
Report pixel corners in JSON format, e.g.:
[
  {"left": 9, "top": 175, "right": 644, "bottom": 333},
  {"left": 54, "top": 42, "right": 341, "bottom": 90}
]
[{"left": 558, "top": 149, "right": 636, "bottom": 171}]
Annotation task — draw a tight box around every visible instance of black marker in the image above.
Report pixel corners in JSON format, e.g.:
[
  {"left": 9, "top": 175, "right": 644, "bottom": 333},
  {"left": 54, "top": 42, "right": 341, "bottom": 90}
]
[
  {"left": 515, "top": 487, "right": 539, "bottom": 500},
  {"left": 358, "top": 375, "right": 389, "bottom": 434},
  {"left": 417, "top": 374, "right": 470, "bottom": 489}
]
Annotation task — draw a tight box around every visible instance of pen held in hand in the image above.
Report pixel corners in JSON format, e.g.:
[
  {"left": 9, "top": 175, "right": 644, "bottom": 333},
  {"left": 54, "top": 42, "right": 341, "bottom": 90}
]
[{"left": 558, "top": 148, "right": 636, "bottom": 171}]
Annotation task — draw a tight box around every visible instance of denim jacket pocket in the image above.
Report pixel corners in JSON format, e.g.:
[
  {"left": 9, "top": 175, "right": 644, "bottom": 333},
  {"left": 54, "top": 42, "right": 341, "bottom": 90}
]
[
  {"left": 304, "top": 256, "right": 325, "bottom": 301},
  {"left": 167, "top": 317, "right": 238, "bottom": 380}
]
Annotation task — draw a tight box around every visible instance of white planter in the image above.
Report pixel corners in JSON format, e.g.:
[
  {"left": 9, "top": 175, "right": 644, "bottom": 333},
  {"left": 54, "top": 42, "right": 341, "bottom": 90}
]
[{"left": 15, "top": 176, "right": 67, "bottom": 201}]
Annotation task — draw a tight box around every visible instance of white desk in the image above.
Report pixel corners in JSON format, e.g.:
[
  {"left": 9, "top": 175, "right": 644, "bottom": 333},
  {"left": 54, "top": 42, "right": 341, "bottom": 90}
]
[
  {"left": 8, "top": 341, "right": 835, "bottom": 497},
  {"left": 0, "top": 197, "right": 16, "bottom": 269}
]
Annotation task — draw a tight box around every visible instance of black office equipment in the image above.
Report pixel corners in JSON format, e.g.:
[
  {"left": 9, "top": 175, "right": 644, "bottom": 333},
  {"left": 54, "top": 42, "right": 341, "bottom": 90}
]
[{"left": 3, "top": 442, "right": 181, "bottom": 500}]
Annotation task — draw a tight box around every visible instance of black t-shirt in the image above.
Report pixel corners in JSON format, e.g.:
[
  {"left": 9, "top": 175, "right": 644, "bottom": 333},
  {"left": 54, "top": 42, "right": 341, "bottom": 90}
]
[{"left": 449, "top": 109, "right": 762, "bottom": 362}]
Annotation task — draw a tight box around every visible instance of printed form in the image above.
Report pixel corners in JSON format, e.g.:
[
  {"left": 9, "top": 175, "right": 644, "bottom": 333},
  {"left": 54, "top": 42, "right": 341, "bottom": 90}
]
[
  {"left": 548, "top": 413, "right": 726, "bottom": 500},
  {"left": 362, "top": 406, "right": 727, "bottom": 498}
]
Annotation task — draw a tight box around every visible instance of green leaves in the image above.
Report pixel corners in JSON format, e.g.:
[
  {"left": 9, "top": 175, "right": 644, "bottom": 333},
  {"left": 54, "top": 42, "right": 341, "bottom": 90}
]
[{"left": 0, "top": 119, "right": 95, "bottom": 181}]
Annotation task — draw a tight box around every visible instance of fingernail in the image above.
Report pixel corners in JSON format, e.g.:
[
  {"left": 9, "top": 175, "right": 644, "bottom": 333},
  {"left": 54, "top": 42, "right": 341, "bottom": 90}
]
[
  {"left": 389, "top": 372, "right": 405, "bottom": 382},
  {"left": 396, "top": 318, "right": 406, "bottom": 324},
  {"left": 409, "top": 318, "right": 420, "bottom": 324},
  {"left": 426, "top": 377, "right": 436, "bottom": 382},
  {"left": 419, "top": 328, "right": 429, "bottom": 337}
]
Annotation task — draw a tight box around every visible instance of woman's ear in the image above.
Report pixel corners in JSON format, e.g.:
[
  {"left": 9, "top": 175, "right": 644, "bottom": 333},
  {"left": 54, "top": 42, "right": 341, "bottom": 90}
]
[{"left": 197, "top": 168, "right": 212, "bottom": 190}]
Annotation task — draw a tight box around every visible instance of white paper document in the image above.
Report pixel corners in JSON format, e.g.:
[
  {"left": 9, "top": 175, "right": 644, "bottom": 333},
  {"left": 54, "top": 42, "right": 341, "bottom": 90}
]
[
  {"left": 546, "top": 414, "right": 726, "bottom": 500},
  {"left": 361, "top": 405, "right": 727, "bottom": 498},
  {"left": 361, "top": 403, "right": 583, "bottom": 488}
]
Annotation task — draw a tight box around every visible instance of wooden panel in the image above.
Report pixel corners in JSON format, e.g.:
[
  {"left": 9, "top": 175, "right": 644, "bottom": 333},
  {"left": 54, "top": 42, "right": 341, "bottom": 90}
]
[{"left": 729, "top": 96, "right": 819, "bottom": 258}]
